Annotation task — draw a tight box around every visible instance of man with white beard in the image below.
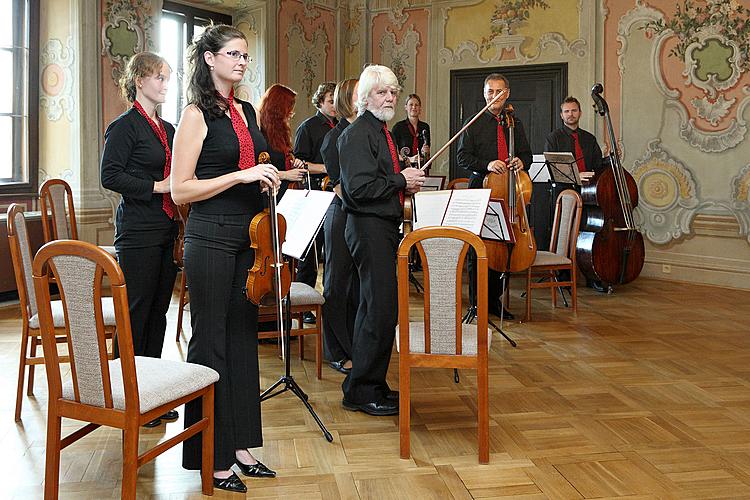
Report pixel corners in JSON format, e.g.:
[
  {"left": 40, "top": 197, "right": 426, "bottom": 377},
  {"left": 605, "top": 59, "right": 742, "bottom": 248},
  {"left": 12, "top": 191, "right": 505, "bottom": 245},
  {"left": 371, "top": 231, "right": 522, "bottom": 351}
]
[{"left": 337, "top": 65, "right": 424, "bottom": 416}]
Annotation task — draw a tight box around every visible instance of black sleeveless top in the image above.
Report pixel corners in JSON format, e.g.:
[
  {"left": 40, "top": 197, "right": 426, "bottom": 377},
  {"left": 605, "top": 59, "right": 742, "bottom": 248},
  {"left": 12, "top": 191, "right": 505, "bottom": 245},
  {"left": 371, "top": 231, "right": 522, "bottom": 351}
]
[{"left": 192, "top": 98, "right": 268, "bottom": 216}]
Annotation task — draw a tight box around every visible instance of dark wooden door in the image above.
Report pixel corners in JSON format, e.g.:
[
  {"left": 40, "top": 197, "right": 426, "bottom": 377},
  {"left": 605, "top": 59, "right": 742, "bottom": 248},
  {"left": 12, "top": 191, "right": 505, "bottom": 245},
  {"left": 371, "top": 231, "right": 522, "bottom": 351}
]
[{"left": 449, "top": 63, "right": 568, "bottom": 250}]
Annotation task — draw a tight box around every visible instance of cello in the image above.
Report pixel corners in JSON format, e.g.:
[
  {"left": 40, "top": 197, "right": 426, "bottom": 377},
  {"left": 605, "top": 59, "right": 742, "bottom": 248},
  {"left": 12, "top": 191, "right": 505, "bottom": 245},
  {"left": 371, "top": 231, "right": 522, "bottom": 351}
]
[
  {"left": 482, "top": 104, "right": 537, "bottom": 272},
  {"left": 576, "top": 84, "right": 644, "bottom": 287}
]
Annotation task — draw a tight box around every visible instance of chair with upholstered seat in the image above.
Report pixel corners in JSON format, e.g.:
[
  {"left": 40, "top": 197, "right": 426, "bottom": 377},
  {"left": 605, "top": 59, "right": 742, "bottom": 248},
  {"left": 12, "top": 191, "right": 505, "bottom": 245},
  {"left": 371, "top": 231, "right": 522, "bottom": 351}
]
[
  {"left": 6, "top": 204, "right": 117, "bottom": 421},
  {"left": 396, "top": 226, "right": 491, "bottom": 463},
  {"left": 447, "top": 177, "right": 470, "bottom": 190},
  {"left": 39, "top": 178, "right": 117, "bottom": 256},
  {"left": 523, "top": 189, "right": 583, "bottom": 322},
  {"left": 257, "top": 278, "right": 324, "bottom": 380},
  {"left": 32, "top": 239, "right": 217, "bottom": 499}
]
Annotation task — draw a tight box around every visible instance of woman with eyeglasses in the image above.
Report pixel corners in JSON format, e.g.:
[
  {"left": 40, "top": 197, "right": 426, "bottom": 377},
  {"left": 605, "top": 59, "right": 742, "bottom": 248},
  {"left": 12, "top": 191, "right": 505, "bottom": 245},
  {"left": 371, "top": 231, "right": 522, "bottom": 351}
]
[
  {"left": 258, "top": 83, "right": 307, "bottom": 200},
  {"left": 171, "top": 24, "right": 280, "bottom": 494},
  {"left": 100, "top": 52, "right": 180, "bottom": 428}
]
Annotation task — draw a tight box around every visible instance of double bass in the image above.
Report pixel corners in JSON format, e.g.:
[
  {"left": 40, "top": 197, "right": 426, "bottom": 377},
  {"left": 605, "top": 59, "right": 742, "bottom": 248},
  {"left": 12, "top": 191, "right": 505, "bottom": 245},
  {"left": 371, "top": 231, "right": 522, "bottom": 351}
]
[
  {"left": 482, "top": 105, "right": 537, "bottom": 272},
  {"left": 576, "top": 84, "right": 644, "bottom": 287}
]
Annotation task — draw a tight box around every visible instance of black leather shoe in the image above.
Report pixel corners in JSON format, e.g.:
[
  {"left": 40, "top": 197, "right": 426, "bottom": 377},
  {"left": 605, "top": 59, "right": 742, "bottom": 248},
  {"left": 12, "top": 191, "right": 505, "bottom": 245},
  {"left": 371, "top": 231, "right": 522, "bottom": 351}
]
[
  {"left": 329, "top": 359, "right": 351, "bottom": 374},
  {"left": 235, "top": 459, "right": 276, "bottom": 478},
  {"left": 142, "top": 418, "right": 161, "bottom": 428},
  {"left": 302, "top": 311, "right": 316, "bottom": 324},
  {"left": 213, "top": 471, "right": 247, "bottom": 493},
  {"left": 161, "top": 410, "right": 179, "bottom": 421},
  {"left": 588, "top": 280, "right": 609, "bottom": 293},
  {"left": 342, "top": 398, "right": 398, "bottom": 416},
  {"left": 489, "top": 303, "right": 514, "bottom": 320}
]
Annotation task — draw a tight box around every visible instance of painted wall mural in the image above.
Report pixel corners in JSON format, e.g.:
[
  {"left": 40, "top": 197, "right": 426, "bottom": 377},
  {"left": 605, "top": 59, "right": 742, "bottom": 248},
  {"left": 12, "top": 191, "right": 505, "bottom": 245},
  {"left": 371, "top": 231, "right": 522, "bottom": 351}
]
[
  {"left": 101, "top": 0, "right": 156, "bottom": 84},
  {"left": 40, "top": 37, "right": 75, "bottom": 122}
]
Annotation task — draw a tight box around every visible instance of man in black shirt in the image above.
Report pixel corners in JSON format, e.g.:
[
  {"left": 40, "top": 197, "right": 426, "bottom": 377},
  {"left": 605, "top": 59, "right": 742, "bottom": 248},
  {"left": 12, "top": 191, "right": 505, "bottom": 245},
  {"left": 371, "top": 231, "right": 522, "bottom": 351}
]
[
  {"left": 544, "top": 96, "right": 603, "bottom": 183},
  {"left": 457, "top": 73, "right": 532, "bottom": 320},
  {"left": 293, "top": 82, "right": 337, "bottom": 321},
  {"left": 338, "top": 65, "right": 424, "bottom": 416}
]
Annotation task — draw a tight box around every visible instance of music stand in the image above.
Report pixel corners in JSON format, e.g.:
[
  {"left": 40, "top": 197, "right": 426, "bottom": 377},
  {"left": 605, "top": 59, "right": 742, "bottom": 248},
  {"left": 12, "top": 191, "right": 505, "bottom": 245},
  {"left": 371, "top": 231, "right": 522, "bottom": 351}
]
[{"left": 543, "top": 151, "right": 581, "bottom": 185}]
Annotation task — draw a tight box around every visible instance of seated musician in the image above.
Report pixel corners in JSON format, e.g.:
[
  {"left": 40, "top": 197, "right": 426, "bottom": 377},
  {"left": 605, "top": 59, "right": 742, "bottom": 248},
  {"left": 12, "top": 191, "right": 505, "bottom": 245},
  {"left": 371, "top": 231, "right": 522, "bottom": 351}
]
[
  {"left": 337, "top": 65, "right": 424, "bottom": 416},
  {"left": 544, "top": 96, "right": 603, "bottom": 183},
  {"left": 456, "top": 73, "right": 532, "bottom": 320},
  {"left": 545, "top": 96, "right": 606, "bottom": 292}
]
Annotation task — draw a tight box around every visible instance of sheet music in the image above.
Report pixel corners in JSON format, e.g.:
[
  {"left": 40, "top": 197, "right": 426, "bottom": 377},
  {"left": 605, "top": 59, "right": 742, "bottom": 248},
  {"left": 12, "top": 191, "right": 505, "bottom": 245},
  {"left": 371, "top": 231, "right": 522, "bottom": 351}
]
[
  {"left": 440, "top": 189, "right": 491, "bottom": 235},
  {"left": 276, "top": 189, "right": 335, "bottom": 260},
  {"left": 529, "top": 154, "right": 550, "bottom": 182},
  {"left": 412, "top": 191, "right": 452, "bottom": 230}
]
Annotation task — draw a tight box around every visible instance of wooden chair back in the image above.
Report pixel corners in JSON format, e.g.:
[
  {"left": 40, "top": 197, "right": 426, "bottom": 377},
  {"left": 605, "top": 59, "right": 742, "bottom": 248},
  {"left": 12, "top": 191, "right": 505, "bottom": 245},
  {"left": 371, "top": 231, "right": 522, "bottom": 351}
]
[
  {"left": 549, "top": 189, "right": 583, "bottom": 262},
  {"left": 39, "top": 178, "right": 77, "bottom": 242},
  {"left": 7, "top": 204, "right": 38, "bottom": 325},
  {"left": 447, "top": 177, "right": 470, "bottom": 190}
]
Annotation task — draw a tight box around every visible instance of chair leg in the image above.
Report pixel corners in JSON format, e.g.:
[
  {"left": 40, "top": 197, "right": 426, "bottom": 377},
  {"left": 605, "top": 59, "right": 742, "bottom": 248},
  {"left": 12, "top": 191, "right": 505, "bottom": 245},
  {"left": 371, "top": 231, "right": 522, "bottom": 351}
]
[
  {"left": 315, "top": 307, "right": 322, "bottom": 380},
  {"left": 478, "top": 358, "right": 489, "bottom": 464},
  {"left": 121, "top": 426, "right": 139, "bottom": 500},
  {"left": 571, "top": 266, "right": 577, "bottom": 314},
  {"left": 44, "top": 413, "right": 62, "bottom": 500},
  {"left": 399, "top": 360, "right": 411, "bottom": 459},
  {"left": 201, "top": 386, "right": 215, "bottom": 496},
  {"left": 27, "top": 336, "right": 38, "bottom": 396},
  {"left": 551, "top": 271, "right": 558, "bottom": 307},
  {"left": 175, "top": 271, "right": 187, "bottom": 342},
  {"left": 15, "top": 325, "right": 30, "bottom": 421}
]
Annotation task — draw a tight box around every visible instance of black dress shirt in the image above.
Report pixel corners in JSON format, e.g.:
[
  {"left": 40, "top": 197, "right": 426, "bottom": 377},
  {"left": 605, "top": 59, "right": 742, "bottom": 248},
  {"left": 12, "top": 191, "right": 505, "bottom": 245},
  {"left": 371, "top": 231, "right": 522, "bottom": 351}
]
[
  {"left": 294, "top": 110, "right": 337, "bottom": 166},
  {"left": 320, "top": 118, "right": 351, "bottom": 188},
  {"left": 544, "top": 126, "right": 603, "bottom": 173},
  {"left": 391, "top": 119, "right": 430, "bottom": 158},
  {"left": 338, "top": 110, "right": 406, "bottom": 220},
  {"left": 101, "top": 107, "right": 176, "bottom": 233},
  {"left": 456, "top": 110, "right": 533, "bottom": 189}
]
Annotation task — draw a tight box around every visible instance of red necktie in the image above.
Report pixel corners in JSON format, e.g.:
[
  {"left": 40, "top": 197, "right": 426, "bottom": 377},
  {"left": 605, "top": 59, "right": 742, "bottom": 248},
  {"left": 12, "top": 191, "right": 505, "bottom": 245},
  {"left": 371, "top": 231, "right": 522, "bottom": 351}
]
[
  {"left": 496, "top": 115, "right": 509, "bottom": 163},
  {"left": 217, "top": 88, "right": 256, "bottom": 170},
  {"left": 571, "top": 131, "right": 586, "bottom": 172},
  {"left": 383, "top": 124, "right": 404, "bottom": 206},
  {"left": 408, "top": 121, "right": 419, "bottom": 158},
  {"left": 133, "top": 100, "right": 175, "bottom": 219},
  {"left": 326, "top": 118, "right": 335, "bottom": 129}
]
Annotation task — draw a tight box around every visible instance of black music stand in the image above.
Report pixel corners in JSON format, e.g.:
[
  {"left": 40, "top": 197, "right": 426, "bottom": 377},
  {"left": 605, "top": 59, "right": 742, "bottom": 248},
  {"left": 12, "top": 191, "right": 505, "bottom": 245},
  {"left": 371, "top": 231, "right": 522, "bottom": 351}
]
[
  {"left": 543, "top": 151, "right": 582, "bottom": 185},
  {"left": 462, "top": 199, "right": 517, "bottom": 348}
]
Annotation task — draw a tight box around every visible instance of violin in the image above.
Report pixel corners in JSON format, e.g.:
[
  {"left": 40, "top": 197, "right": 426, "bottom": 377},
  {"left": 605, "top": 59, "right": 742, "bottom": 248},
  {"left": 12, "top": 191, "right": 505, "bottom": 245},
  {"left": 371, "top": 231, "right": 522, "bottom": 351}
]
[
  {"left": 482, "top": 104, "right": 537, "bottom": 272},
  {"left": 400, "top": 146, "right": 423, "bottom": 235},
  {"left": 245, "top": 152, "right": 292, "bottom": 307}
]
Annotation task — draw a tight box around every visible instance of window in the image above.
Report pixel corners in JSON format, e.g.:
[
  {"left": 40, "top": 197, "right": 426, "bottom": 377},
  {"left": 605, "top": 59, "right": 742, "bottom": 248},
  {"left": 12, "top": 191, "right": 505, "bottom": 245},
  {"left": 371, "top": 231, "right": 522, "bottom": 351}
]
[
  {"left": 160, "top": 1, "right": 231, "bottom": 125},
  {"left": 0, "top": 0, "right": 38, "bottom": 194}
]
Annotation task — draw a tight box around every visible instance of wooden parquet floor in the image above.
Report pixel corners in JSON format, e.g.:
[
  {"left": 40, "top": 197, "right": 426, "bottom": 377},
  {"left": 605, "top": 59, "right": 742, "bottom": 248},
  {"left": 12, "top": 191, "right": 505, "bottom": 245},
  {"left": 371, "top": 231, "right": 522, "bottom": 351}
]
[{"left": 2, "top": 275, "right": 750, "bottom": 498}]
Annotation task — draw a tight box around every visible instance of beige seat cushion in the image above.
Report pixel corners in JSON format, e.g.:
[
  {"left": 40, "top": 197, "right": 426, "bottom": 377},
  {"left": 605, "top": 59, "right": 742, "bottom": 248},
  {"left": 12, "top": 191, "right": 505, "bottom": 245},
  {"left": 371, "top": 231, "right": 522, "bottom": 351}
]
[
  {"left": 396, "top": 322, "right": 492, "bottom": 356},
  {"left": 532, "top": 250, "right": 571, "bottom": 267},
  {"left": 30, "top": 297, "right": 116, "bottom": 329},
  {"left": 62, "top": 356, "right": 219, "bottom": 413},
  {"left": 289, "top": 282, "right": 325, "bottom": 306}
]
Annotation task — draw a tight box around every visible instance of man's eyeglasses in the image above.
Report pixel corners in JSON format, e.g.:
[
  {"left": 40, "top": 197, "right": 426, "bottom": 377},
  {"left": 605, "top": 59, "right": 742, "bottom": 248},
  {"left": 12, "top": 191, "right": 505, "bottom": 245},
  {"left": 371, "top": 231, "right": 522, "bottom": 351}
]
[{"left": 216, "top": 50, "right": 252, "bottom": 63}]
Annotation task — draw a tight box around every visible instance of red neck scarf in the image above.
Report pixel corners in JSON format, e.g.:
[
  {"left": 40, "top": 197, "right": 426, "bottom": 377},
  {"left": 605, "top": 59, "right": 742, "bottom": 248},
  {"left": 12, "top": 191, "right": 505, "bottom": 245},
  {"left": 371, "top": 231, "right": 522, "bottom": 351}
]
[
  {"left": 217, "top": 88, "right": 256, "bottom": 169},
  {"left": 383, "top": 123, "right": 404, "bottom": 206},
  {"left": 133, "top": 100, "right": 175, "bottom": 219}
]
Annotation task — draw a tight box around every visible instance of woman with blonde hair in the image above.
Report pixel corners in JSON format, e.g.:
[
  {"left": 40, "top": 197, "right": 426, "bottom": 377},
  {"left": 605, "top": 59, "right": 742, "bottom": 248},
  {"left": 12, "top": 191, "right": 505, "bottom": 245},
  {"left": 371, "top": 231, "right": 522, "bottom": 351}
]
[{"left": 100, "top": 51, "right": 179, "bottom": 427}]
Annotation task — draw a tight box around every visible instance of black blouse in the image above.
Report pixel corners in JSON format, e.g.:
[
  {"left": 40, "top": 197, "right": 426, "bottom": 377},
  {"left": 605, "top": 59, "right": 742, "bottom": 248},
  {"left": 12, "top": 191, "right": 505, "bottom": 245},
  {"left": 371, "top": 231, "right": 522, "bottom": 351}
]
[
  {"left": 191, "top": 99, "right": 267, "bottom": 216},
  {"left": 390, "top": 119, "right": 430, "bottom": 158},
  {"left": 100, "top": 107, "right": 177, "bottom": 236},
  {"left": 320, "top": 118, "right": 351, "bottom": 188}
]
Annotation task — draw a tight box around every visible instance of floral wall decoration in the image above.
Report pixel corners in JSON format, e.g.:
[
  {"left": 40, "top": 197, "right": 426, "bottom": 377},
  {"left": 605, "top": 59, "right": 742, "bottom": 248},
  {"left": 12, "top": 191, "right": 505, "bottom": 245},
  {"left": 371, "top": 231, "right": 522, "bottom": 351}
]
[
  {"left": 286, "top": 15, "right": 329, "bottom": 100},
  {"left": 480, "top": 0, "right": 550, "bottom": 51},
  {"left": 40, "top": 37, "right": 75, "bottom": 122},
  {"left": 101, "top": 0, "right": 156, "bottom": 84},
  {"left": 643, "top": 0, "right": 750, "bottom": 152},
  {"left": 379, "top": 25, "right": 421, "bottom": 92}
]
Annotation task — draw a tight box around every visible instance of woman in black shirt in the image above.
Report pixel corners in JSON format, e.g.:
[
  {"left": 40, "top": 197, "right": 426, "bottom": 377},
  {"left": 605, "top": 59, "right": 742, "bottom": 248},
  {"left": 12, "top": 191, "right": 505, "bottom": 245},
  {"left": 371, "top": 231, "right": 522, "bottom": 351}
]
[
  {"left": 391, "top": 93, "right": 430, "bottom": 172},
  {"left": 171, "top": 25, "right": 280, "bottom": 494},
  {"left": 100, "top": 52, "right": 179, "bottom": 426}
]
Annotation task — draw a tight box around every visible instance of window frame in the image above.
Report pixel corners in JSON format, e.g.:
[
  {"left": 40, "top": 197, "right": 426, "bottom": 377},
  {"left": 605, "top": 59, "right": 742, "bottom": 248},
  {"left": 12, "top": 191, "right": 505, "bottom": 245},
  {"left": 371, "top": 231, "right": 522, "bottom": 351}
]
[
  {"left": 0, "top": 0, "right": 39, "bottom": 197},
  {"left": 161, "top": 1, "right": 232, "bottom": 125}
]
